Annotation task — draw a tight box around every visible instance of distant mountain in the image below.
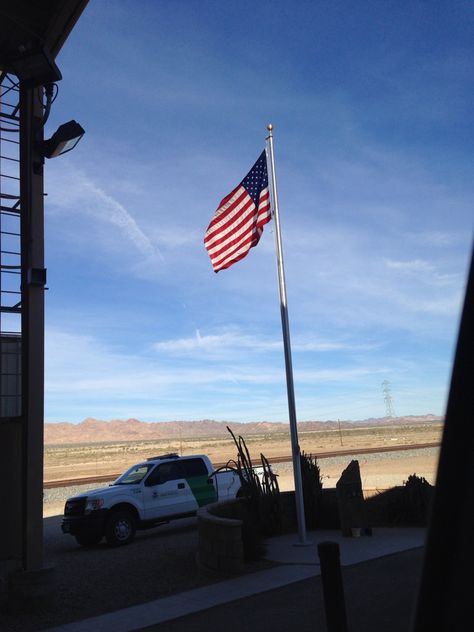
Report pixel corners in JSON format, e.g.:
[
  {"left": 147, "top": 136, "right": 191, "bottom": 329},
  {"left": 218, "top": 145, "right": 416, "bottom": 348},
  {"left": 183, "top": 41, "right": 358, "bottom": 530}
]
[{"left": 44, "top": 414, "right": 443, "bottom": 445}]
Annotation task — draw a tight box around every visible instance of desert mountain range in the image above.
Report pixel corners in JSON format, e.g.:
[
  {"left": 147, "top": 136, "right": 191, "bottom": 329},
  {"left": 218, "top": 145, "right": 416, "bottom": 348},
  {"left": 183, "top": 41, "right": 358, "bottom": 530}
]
[{"left": 44, "top": 414, "right": 442, "bottom": 445}]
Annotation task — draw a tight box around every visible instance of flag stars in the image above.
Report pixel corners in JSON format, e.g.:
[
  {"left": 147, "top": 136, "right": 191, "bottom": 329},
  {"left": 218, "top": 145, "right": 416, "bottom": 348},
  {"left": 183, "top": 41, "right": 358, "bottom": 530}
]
[{"left": 242, "top": 152, "right": 268, "bottom": 205}]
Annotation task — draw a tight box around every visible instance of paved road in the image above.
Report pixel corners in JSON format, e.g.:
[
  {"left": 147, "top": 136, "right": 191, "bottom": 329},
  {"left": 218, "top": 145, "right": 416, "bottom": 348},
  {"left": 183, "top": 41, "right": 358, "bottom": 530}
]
[
  {"left": 2, "top": 517, "right": 425, "bottom": 632},
  {"left": 42, "top": 513, "right": 198, "bottom": 548},
  {"left": 3, "top": 515, "right": 259, "bottom": 632},
  {"left": 142, "top": 547, "right": 424, "bottom": 632}
]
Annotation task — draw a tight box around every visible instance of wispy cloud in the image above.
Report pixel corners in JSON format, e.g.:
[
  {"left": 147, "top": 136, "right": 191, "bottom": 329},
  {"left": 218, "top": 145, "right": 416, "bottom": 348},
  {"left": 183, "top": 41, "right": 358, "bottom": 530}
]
[
  {"left": 46, "top": 161, "right": 162, "bottom": 262},
  {"left": 45, "top": 327, "right": 391, "bottom": 422},
  {"left": 385, "top": 259, "right": 435, "bottom": 273},
  {"left": 153, "top": 328, "right": 361, "bottom": 356},
  {"left": 77, "top": 174, "right": 160, "bottom": 259},
  {"left": 384, "top": 258, "right": 460, "bottom": 286}
]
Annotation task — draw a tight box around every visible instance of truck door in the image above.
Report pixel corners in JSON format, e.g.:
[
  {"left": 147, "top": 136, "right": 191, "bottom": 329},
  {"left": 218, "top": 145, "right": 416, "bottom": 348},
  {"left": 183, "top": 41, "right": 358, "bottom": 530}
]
[
  {"left": 143, "top": 458, "right": 217, "bottom": 520},
  {"left": 183, "top": 458, "right": 217, "bottom": 508},
  {"left": 143, "top": 461, "right": 190, "bottom": 520}
]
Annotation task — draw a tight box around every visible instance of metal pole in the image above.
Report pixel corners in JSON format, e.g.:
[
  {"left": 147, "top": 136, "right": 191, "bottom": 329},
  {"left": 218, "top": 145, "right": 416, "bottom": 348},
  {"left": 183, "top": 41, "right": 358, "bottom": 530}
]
[
  {"left": 20, "top": 82, "right": 45, "bottom": 571},
  {"left": 318, "top": 541, "right": 349, "bottom": 632},
  {"left": 266, "top": 123, "right": 309, "bottom": 545}
]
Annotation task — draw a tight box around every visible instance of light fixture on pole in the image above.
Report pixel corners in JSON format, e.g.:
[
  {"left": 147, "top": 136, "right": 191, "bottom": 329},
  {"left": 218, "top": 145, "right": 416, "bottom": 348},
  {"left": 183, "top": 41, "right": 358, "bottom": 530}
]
[{"left": 41, "top": 120, "right": 85, "bottom": 158}]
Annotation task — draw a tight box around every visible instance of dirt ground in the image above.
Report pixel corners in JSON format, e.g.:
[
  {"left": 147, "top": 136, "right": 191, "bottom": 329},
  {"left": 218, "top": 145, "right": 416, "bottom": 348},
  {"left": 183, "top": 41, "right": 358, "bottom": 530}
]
[{"left": 44, "top": 422, "right": 442, "bottom": 489}]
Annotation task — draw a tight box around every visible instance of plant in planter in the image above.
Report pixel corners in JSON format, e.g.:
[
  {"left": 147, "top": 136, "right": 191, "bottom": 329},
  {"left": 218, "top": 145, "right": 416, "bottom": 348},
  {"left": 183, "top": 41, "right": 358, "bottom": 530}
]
[
  {"left": 300, "top": 451, "right": 323, "bottom": 529},
  {"left": 218, "top": 427, "right": 281, "bottom": 558}
]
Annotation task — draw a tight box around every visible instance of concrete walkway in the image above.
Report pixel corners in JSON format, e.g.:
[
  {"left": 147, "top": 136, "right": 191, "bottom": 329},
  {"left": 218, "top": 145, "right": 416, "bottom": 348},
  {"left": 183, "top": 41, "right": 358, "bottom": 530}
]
[{"left": 44, "top": 528, "right": 426, "bottom": 632}]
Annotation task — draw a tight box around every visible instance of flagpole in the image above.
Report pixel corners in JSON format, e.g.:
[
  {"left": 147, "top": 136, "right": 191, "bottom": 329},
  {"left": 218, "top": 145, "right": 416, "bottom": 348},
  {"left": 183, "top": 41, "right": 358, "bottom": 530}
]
[{"left": 266, "top": 123, "right": 309, "bottom": 545}]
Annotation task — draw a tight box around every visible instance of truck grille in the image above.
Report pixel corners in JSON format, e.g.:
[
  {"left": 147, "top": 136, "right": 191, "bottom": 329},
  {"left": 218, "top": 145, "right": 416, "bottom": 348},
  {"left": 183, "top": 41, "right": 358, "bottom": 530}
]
[{"left": 64, "top": 497, "right": 87, "bottom": 517}]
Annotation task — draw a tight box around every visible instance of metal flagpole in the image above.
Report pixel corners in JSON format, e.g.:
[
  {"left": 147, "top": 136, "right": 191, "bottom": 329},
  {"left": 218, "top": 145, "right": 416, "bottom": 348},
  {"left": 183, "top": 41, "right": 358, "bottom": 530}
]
[{"left": 266, "top": 123, "right": 310, "bottom": 545}]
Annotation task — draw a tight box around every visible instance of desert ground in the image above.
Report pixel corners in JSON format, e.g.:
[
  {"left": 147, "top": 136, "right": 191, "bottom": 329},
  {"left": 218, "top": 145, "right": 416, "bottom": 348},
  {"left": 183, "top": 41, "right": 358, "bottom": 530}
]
[{"left": 44, "top": 422, "right": 442, "bottom": 517}]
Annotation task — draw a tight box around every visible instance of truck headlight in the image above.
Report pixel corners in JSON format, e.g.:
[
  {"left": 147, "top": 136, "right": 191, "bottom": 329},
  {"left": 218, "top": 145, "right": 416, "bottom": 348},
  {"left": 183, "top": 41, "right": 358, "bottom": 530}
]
[{"left": 84, "top": 498, "right": 105, "bottom": 514}]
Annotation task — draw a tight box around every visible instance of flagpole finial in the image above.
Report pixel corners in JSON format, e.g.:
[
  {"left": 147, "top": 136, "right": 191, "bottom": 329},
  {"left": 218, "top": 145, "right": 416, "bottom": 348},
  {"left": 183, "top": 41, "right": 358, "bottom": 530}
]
[{"left": 267, "top": 123, "right": 273, "bottom": 134}]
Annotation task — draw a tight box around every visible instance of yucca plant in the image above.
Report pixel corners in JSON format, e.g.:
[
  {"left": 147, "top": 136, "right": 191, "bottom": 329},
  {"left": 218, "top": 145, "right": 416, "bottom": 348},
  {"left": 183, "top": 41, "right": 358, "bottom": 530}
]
[
  {"left": 300, "top": 451, "right": 323, "bottom": 528},
  {"left": 221, "top": 426, "right": 281, "bottom": 558}
]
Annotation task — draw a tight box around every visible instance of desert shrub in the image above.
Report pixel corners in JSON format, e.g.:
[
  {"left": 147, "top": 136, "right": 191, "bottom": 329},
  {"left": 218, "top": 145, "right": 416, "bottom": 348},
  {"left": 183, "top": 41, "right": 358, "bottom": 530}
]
[
  {"left": 365, "top": 473, "right": 433, "bottom": 526},
  {"left": 403, "top": 473, "right": 434, "bottom": 525},
  {"left": 300, "top": 451, "right": 323, "bottom": 528}
]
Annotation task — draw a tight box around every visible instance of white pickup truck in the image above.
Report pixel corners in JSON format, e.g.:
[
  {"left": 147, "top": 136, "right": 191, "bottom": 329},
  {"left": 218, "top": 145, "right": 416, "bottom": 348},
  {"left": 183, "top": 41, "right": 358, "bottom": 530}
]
[{"left": 61, "top": 453, "right": 246, "bottom": 546}]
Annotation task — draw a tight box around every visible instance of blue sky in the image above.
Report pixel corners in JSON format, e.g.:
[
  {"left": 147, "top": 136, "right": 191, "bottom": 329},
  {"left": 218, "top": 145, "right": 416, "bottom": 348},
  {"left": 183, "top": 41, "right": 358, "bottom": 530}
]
[{"left": 41, "top": 0, "right": 472, "bottom": 423}]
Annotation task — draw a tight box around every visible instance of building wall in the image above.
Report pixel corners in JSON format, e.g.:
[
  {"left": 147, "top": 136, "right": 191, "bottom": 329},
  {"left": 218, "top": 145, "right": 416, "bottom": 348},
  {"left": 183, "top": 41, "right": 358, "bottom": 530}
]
[{"left": 0, "top": 335, "right": 22, "bottom": 417}]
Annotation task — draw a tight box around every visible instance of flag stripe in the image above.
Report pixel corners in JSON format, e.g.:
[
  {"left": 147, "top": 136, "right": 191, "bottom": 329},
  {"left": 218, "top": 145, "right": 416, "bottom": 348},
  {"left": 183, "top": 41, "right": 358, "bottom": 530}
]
[
  {"left": 207, "top": 193, "right": 270, "bottom": 262},
  {"left": 204, "top": 151, "right": 271, "bottom": 272},
  {"left": 214, "top": 227, "right": 264, "bottom": 271},
  {"left": 205, "top": 191, "right": 269, "bottom": 256},
  {"left": 209, "top": 191, "right": 271, "bottom": 271},
  {"left": 204, "top": 188, "right": 270, "bottom": 249},
  {"left": 208, "top": 202, "right": 271, "bottom": 270},
  {"left": 204, "top": 189, "right": 254, "bottom": 249},
  {"left": 204, "top": 190, "right": 247, "bottom": 240},
  {"left": 211, "top": 220, "right": 260, "bottom": 267}
]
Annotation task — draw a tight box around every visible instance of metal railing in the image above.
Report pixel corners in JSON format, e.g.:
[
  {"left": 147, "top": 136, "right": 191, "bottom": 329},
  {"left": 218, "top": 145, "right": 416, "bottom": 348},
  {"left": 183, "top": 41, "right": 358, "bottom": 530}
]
[{"left": 0, "top": 72, "right": 22, "bottom": 417}]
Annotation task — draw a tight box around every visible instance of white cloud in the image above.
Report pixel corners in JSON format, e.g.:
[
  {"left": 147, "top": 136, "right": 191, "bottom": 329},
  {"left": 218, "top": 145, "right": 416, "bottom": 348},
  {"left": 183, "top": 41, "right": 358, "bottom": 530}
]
[
  {"left": 44, "top": 326, "right": 390, "bottom": 422},
  {"left": 385, "top": 259, "right": 435, "bottom": 273},
  {"left": 46, "top": 161, "right": 162, "bottom": 262},
  {"left": 154, "top": 330, "right": 278, "bottom": 354},
  {"left": 153, "top": 328, "right": 361, "bottom": 356},
  {"left": 384, "top": 258, "right": 462, "bottom": 296},
  {"left": 77, "top": 175, "right": 160, "bottom": 259}
]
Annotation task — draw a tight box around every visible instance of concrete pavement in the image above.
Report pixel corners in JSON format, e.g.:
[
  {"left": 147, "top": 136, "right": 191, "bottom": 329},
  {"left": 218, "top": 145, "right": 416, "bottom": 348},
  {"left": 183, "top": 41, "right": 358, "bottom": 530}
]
[{"left": 44, "top": 527, "right": 426, "bottom": 632}]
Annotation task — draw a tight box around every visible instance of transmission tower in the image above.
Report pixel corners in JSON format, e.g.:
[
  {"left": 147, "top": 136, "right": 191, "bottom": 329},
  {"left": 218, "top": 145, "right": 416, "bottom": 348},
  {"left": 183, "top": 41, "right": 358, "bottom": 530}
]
[{"left": 381, "top": 380, "right": 396, "bottom": 417}]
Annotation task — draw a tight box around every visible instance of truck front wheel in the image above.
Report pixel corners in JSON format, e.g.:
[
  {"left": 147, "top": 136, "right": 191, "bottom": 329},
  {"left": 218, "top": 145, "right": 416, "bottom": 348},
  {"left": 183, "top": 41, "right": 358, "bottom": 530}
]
[
  {"left": 75, "top": 533, "right": 103, "bottom": 547},
  {"left": 105, "top": 510, "right": 136, "bottom": 546}
]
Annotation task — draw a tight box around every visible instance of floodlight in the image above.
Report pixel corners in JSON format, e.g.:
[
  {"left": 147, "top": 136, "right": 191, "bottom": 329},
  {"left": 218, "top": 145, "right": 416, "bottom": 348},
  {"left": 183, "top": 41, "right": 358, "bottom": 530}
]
[{"left": 41, "top": 120, "right": 85, "bottom": 158}]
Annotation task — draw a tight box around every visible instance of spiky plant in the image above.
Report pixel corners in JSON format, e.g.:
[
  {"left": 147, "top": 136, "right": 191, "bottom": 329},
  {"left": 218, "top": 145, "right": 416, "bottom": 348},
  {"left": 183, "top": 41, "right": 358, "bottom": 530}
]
[
  {"left": 300, "top": 451, "right": 323, "bottom": 528},
  {"left": 220, "top": 426, "right": 281, "bottom": 558}
]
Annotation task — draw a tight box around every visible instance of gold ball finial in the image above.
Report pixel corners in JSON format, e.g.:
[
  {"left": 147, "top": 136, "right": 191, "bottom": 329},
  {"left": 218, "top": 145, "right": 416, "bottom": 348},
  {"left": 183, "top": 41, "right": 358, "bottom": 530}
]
[{"left": 267, "top": 123, "right": 273, "bottom": 131}]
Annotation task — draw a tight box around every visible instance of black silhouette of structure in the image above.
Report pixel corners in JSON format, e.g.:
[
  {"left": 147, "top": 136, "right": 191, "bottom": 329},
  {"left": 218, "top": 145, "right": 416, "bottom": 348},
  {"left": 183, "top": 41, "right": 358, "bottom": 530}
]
[{"left": 0, "top": 0, "right": 88, "bottom": 607}]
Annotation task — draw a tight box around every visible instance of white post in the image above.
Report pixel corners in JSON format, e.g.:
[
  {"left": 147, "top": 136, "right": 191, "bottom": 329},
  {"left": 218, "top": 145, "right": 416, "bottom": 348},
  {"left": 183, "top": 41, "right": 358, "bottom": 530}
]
[{"left": 266, "top": 123, "right": 309, "bottom": 545}]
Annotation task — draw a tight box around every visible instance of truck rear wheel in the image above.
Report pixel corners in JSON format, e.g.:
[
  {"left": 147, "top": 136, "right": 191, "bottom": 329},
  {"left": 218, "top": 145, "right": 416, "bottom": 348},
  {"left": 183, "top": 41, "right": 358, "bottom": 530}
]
[{"left": 105, "top": 510, "right": 136, "bottom": 546}]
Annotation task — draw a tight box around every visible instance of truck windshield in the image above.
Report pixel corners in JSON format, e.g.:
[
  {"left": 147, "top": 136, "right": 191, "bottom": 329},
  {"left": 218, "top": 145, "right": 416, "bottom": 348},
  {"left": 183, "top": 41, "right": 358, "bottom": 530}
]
[{"left": 112, "top": 463, "right": 154, "bottom": 485}]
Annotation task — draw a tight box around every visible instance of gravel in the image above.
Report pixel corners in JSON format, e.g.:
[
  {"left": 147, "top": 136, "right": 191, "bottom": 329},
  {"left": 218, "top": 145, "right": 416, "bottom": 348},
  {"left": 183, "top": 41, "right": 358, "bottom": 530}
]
[
  {"left": 272, "top": 447, "right": 439, "bottom": 473},
  {"left": 44, "top": 482, "right": 110, "bottom": 504}
]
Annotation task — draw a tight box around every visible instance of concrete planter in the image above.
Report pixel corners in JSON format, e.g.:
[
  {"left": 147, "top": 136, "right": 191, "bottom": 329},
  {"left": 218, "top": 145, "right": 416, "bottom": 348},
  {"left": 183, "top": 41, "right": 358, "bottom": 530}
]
[{"left": 197, "top": 500, "right": 245, "bottom": 574}]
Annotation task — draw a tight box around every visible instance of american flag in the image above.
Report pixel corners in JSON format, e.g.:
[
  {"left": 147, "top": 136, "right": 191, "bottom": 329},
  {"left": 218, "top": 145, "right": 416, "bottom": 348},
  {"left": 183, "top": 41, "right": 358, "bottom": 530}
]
[{"left": 204, "top": 151, "right": 272, "bottom": 272}]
